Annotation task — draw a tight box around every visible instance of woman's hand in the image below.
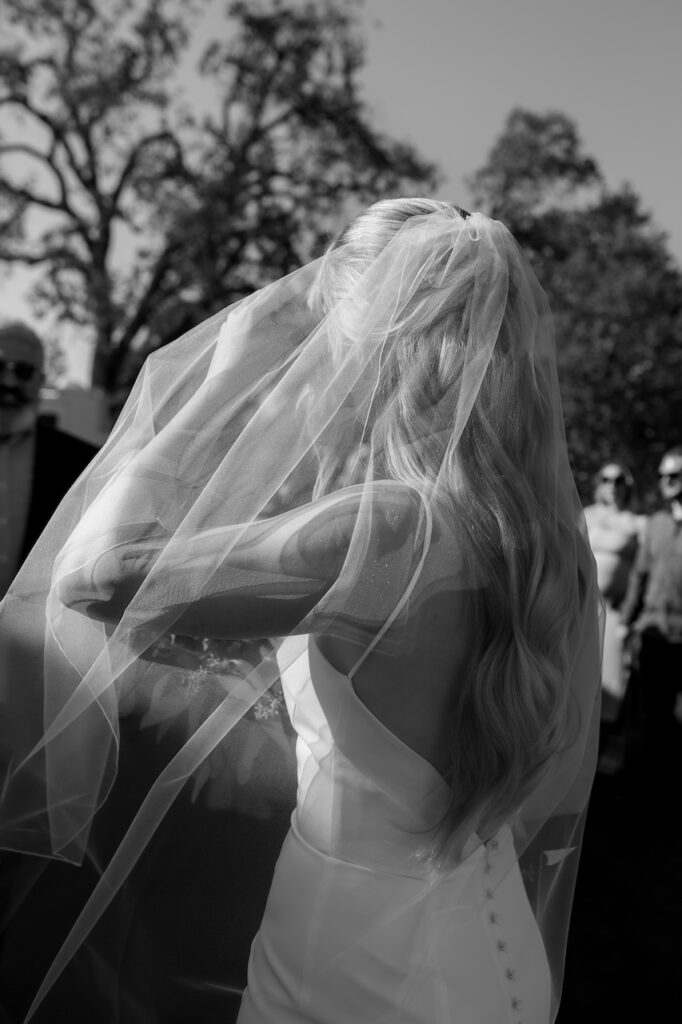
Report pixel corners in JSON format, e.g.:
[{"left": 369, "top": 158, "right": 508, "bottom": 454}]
[{"left": 56, "top": 528, "right": 167, "bottom": 622}]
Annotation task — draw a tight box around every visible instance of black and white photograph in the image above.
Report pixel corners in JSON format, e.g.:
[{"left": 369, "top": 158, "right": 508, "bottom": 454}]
[{"left": 0, "top": 2, "right": 680, "bottom": 1022}]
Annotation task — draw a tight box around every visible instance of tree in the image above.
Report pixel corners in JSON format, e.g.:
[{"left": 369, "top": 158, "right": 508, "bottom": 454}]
[
  {"left": 0, "top": 0, "right": 438, "bottom": 397},
  {"left": 134, "top": 0, "right": 438, "bottom": 365},
  {"left": 0, "top": 0, "right": 196, "bottom": 390},
  {"left": 468, "top": 108, "right": 682, "bottom": 503}
]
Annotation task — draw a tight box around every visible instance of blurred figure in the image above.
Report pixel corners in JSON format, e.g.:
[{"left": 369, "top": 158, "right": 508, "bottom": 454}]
[
  {"left": 0, "top": 324, "right": 294, "bottom": 1024},
  {"left": 620, "top": 446, "right": 682, "bottom": 779},
  {"left": 0, "top": 321, "right": 96, "bottom": 597},
  {"left": 0, "top": 321, "right": 99, "bottom": 1022},
  {"left": 584, "top": 462, "right": 645, "bottom": 740}
]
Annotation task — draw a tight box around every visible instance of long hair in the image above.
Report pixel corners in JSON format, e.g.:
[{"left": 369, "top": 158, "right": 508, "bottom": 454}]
[{"left": 315, "top": 197, "right": 584, "bottom": 869}]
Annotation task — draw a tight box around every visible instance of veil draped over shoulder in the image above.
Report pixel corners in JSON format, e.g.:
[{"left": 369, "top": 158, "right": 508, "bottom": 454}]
[{"left": 0, "top": 204, "right": 601, "bottom": 1022}]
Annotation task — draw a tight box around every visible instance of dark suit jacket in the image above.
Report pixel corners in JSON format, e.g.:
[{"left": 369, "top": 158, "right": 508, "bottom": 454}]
[
  {"left": 19, "top": 419, "right": 98, "bottom": 562},
  {"left": 1, "top": 422, "right": 99, "bottom": 1022}
]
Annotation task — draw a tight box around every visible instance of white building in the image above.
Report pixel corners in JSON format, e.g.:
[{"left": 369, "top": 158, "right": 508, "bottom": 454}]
[{"left": 39, "top": 386, "right": 109, "bottom": 447}]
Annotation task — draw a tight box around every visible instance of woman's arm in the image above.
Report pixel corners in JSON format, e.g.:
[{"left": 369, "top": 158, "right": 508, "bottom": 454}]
[{"left": 56, "top": 483, "right": 421, "bottom": 641}]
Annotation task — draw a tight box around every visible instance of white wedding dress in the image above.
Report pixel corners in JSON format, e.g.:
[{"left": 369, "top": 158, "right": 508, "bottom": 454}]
[{"left": 237, "top": 635, "right": 551, "bottom": 1024}]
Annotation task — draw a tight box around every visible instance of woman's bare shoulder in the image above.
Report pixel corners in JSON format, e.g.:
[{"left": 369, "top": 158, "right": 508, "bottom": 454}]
[{"left": 279, "top": 480, "right": 425, "bottom": 563}]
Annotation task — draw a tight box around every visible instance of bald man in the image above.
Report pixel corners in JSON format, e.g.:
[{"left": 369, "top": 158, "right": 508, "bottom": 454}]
[{"left": 0, "top": 321, "right": 97, "bottom": 597}]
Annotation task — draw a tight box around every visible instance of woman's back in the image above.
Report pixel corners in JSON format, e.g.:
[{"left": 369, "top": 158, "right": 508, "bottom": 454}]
[
  {"left": 317, "top": 494, "right": 479, "bottom": 773},
  {"left": 318, "top": 590, "right": 475, "bottom": 775},
  {"left": 237, "top": 628, "right": 553, "bottom": 1023}
]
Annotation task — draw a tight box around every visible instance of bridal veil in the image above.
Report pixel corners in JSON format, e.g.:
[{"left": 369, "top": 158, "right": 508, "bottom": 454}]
[{"left": 0, "top": 202, "right": 601, "bottom": 1021}]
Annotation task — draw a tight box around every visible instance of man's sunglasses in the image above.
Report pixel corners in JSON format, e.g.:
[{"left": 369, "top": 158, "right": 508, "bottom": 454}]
[
  {"left": 0, "top": 359, "right": 39, "bottom": 383},
  {"left": 659, "top": 470, "right": 682, "bottom": 481},
  {"left": 600, "top": 473, "right": 626, "bottom": 484}
]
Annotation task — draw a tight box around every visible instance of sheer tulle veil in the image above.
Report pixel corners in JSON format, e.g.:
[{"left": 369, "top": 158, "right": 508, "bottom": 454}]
[{"left": 0, "top": 199, "right": 601, "bottom": 1021}]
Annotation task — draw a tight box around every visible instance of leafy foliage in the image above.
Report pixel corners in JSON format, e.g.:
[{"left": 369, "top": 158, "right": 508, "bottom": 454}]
[
  {"left": 468, "top": 109, "right": 682, "bottom": 504},
  {"left": 0, "top": 0, "right": 438, "bottom": 397}
]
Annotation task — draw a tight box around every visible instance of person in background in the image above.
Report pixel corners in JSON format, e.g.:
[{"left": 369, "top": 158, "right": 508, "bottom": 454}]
[
  {"left": 619, "top": 446, "right": 682, "bottom": 780},
  {"left": 0, "top": 321, "right": 99, "bottom": 1022},
  {"left": 0, "top": 321, "right": 295, "bottom": 1024},
  {"left": 0, "top": 321, "right": 97, "bottom": 598},
  {"left": 584, "top": 462, "right": 645, "bottom": 752}
]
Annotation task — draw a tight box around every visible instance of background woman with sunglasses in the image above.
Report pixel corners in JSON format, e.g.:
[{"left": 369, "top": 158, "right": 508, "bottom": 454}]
[{"left": 584, "top": 463, "right": 646, "bottom": 742}]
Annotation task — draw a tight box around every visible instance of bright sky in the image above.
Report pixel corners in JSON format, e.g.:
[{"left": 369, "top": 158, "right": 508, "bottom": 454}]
[
  {"left": 360, "top": 0, "right": 682, "bottom": 261},
  {"left": 2, "top": 0, "right": 680, "bottom": 383}
]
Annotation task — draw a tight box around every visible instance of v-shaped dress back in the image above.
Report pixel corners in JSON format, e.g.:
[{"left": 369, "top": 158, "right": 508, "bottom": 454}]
[{"left": 237, "top": 635, "right": 552, "bottom": 1024}]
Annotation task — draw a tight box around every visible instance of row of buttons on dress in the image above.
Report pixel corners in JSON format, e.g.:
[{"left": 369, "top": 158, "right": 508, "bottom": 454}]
[{"left": 484, "top": 837, "right": 524, "bottom": 1024}]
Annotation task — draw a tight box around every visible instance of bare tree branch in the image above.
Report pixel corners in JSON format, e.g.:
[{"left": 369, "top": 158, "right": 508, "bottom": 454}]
[
  {"left": 0, "top": 141, "right": 82, "bottom": 219},
  {"left": 110, "top": 239, "right": 180, "bottom": 361},
  {"left": 109, "top": 130, "right": 185, "bottom": 209},
  {"left": 0, "top": 244, "right": 89, "bottom": 272},
  {"left": 0, "top": 178, "right": 68, "bottom": 213},
  {"left": 0, "top": 94, "right": 90, "bottom": 191}
]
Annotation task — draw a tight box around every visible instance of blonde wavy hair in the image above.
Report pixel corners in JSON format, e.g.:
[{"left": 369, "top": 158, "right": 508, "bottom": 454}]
[{"left": 315, "top": 197, "right": 585, "bottom": 869}]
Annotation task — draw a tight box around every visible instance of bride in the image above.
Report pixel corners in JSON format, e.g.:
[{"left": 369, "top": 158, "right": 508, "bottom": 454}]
[{"left": 0, "top": 198, "right": 601, "bottom": 1023}]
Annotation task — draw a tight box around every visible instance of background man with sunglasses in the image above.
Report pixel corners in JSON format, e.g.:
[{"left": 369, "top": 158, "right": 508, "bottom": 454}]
[
  {"left": 0, "top": 320, "right": 96, "bottom": 598},
  {"left": 620, "top": 446, "right": 682, "bottom": 779}
]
